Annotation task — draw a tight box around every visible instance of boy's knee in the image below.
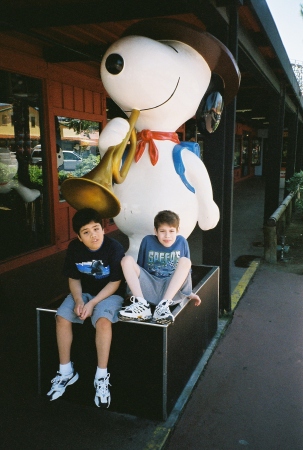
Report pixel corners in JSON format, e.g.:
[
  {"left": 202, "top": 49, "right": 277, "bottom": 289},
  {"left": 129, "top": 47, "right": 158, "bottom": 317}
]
[
  {"left": 56, "top": 314, "right": 72, "bottom": 330},
  {"left": 95, "top": 317, "right": 111, "bottom": 330},
  {"left": 121, "top": 255, "right": 135, "bottom": 268},
  {"left": 179, "top": 256, "right": 191, "bottom": 267},
  {"left": 56, "top": 315, "right": 70, "bottom": 325}
]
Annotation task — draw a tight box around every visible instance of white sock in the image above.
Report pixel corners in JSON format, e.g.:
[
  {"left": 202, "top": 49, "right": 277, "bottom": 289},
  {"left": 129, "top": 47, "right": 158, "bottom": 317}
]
[
  {"left": 60, "top": 362, "right": 72, "bottom": 375},
  {"left": 137, "top": 296, "right": 148, "bottom": 305},
  {"left": 95, "top": 367, "right": 107, "bottom": 379}
]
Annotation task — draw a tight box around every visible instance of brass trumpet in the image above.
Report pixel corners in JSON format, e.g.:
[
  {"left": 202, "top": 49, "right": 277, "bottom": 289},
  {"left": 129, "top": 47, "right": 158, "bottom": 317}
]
[{"left": 61, "top": 109, "right": 140, "bottom": 218}]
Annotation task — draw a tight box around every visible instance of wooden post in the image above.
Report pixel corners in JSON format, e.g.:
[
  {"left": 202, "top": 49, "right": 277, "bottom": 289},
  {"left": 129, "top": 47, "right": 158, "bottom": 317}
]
[
  {"left": 264, "top": 86, "right": 286, "bottom": 222},
  {"left": 264, "top": 226, "right": 277, "bottom": 263},
  {"left": 202, "top": 3, "right": 239, "bottom": 313},
  {"left": 285, "top": 202, "right": 292, "bottom": 226}
]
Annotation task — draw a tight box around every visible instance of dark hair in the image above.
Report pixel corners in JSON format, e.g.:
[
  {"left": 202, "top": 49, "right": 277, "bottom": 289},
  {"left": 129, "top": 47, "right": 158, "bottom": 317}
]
[
  {"left": 72, "top": 208, "right": 103, "bottom": 235},
  {"left": 154, "top": 210, "right": 180, "bottom": 230}
]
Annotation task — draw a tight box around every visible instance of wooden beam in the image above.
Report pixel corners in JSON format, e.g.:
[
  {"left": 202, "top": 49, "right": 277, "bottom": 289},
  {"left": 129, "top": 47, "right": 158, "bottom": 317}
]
[
  {"left": 43, "top": 44, "right": 107, "bottom": 63},
  {"left": 1, "top": 0, "right": 194, "bottom": 30}
]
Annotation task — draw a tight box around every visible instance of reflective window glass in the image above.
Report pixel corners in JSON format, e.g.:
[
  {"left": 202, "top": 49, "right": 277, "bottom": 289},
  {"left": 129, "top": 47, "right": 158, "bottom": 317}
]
[
  {"left": 55, "top": 116, "right": 101, "bottom": 201},
  {"left": 0, "top": 70, "right": 50, "bottom": 261}
]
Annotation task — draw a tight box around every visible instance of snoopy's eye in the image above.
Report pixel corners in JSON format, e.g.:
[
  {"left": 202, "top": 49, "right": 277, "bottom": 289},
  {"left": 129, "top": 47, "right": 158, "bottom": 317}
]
[{"left": 105, "top": 54, "right": 124, "bottom": 75}]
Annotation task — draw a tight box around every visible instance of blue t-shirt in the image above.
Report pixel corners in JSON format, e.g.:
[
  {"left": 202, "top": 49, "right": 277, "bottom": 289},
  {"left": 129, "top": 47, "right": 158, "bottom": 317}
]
[{"left": 137, "top": 234, "right": 190, "bottom": 278}]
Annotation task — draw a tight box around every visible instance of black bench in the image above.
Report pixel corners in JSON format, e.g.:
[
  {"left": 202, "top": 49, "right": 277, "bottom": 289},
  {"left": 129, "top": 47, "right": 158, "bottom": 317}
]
[{"left": 36, "top": 264, "right": 219, "bottom": 420}]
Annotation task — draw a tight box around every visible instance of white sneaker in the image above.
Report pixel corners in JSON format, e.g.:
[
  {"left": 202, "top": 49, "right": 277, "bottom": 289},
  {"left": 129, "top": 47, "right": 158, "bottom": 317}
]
[
  {"left": 47, "top": 363, "right": 79, "bottom": 401},
  {"left": 153, "top": 299, "right": 174, "bottom": 324},
  {"left": 118, "top": 296, "right": 152, "bottom": 321},
  {"left": 94, "top": 373, "right": 111, "bottom": 408}
]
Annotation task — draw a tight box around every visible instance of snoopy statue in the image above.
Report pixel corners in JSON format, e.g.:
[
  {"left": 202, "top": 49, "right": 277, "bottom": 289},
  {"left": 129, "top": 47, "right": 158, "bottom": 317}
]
[{"left": 62, "top": 18, "right": 240, "bottom": 258}]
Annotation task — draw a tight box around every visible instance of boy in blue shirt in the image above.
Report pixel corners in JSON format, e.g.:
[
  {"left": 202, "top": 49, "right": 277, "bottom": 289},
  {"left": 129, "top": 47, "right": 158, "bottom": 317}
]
[
  {"left": 118, "top": 210, "right": 200, "bottom": 324},
  {"left": 47, "top": 208, "right": 125, "bottom": 408}
]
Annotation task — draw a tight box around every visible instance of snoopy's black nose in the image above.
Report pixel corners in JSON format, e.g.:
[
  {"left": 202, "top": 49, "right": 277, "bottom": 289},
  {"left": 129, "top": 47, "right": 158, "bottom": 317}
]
[{"left": 105, "top": 53, "right": 124, "bottom": 75}]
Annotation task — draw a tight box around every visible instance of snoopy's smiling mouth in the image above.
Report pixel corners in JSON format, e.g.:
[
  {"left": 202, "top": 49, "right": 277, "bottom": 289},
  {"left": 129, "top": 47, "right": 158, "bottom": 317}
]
[{"left": 124, "top": 77, "right": 180, "bottom": 112}]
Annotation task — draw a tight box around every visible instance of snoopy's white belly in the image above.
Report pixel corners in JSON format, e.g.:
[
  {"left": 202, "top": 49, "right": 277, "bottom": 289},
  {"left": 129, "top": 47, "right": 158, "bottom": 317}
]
[{"left": 113, "top": 142, "right": 199, "bottom": 255}]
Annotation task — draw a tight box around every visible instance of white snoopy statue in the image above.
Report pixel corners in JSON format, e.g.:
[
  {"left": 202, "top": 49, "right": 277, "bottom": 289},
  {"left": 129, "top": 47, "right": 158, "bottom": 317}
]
[
  {"left": 62, "top": 18, "right": 240, "bottom": 258},
  {"left": 100, "top": 19, "right": 240, "bottom": 257}
]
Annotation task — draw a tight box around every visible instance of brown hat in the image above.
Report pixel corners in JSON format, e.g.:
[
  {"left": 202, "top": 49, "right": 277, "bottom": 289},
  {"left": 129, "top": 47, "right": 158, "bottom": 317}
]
[{"left": 122, "top": 18, "right": 241, "bottom": 105}]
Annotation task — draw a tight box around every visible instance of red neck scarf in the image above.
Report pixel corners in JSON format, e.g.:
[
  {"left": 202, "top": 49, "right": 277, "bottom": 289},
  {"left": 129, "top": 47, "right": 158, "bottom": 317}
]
[{"left": 136, "top": 130, "right": 180, "bottom": 165}]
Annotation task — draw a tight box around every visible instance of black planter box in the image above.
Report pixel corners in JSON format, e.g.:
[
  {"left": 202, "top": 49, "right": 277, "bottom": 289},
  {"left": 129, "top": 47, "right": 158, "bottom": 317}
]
[{"left": 37, "top": 265, "right": 219, "bottom": 420}]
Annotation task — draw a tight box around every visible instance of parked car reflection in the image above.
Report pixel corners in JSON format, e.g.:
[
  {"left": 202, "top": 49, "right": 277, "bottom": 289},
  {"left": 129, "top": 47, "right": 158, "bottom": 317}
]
[
  {"left": 31, "top": 145, "right": 42, "bottom": 165},
  {"left": 31, "top": 145, "right": 83, "bottom": 171},
  {"left": 60, "top": 150, "right": 82, "bottom": 171}
]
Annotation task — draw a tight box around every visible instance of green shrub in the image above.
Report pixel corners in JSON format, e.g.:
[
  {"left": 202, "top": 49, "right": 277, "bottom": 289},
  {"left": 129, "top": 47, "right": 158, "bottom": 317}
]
[
  {"left": 28, "top": 164, "right": 43, "bottom": 187},
  {"left": 73, "top": 154, "right": 100, "bottom": 177},
  {"left": 58, "top": 154, "right": 100, "bottom": 184},
  {"left": 58, "top": 170, "right": 73, "bottom": 184},
  {"left": 0, "top": 162, "right": 17, "bottom": 184},
  {"left": 286, "top": 171, "right": 303, "bottom": 211}
]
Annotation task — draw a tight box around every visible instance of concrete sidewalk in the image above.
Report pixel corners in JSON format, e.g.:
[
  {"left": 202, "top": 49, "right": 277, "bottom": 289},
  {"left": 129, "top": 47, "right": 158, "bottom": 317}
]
[{"left": 165, "top": 265, "right": 303, "bottom": 450}]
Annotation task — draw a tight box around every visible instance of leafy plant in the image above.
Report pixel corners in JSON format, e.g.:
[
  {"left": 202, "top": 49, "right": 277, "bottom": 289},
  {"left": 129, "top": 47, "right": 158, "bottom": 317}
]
[
  {"left": 28, "top": 164, "right": 43, "bottom": 187},
  {"left": 58, "top": 154, "right": 100, "bottom": 184},
  {"left": 0, "top": 162, "right": 17, "bottom": 184},
  {"left": 58, "top": 170, "right": 74, "bottom": 184},
  {"left": 59, "top": 118, "right": 99, "bottom": 137},
  {"left": 286, "top": 171, "right": 303, "bottom": 211},
  {"left": 73, "top": 154, "right": 100, "bottom": 177}
]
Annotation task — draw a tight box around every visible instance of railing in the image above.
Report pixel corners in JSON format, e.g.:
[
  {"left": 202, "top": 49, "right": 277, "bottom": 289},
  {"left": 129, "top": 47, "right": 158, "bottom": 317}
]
[{"left": 263, "top": 188, "right": 299, "bottom": 263}]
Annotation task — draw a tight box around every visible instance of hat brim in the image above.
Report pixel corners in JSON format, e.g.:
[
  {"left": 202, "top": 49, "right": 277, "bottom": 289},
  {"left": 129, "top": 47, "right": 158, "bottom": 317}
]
[{"left": 122, "top": 18, "right": 241, "bottom": 105}]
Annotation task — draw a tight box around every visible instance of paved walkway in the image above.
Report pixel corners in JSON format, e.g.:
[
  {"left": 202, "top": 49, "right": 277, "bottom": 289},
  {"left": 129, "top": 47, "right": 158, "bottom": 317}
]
[{"left": 165, "top": 265, "right": 303, "bottom": 450}]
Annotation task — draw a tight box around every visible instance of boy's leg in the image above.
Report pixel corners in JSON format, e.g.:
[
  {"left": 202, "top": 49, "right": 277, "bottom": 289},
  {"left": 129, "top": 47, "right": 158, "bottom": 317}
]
[
  {"left": 56, "top": 315, "right": 73, "bottom": 364},
  {"left": 121, "top": 255, "right": 143, "bottom": 297},
  {"left": 153, "top": 257, "right": 191, "bottom": 324},
  {"left": 47, "top": 294, "right": 84, "bottom": 401},
  {"left": 163, "top": 257, "right": 191, "bottom": 300},
  {"left": 95, "top": 317, "right": 112, "bottom": 369},
  {"left": 92, "top": 295, "right": 123, "bottom": 407},
  {"left": 119, "top": 255, "right": 152, "bottom": 321}
]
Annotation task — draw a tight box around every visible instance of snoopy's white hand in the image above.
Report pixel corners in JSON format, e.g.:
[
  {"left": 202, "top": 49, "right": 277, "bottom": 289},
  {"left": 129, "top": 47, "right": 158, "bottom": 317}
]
[{"left": 98, "top": 117, "right": 130, "bottom": 156}]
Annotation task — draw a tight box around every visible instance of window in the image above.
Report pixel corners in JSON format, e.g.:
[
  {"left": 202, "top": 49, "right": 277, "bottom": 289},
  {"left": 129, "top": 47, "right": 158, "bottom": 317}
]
[
  {"left": 251, "top": 138, "right": 261, "bottom": 166},
  {"left": 234, "top": 136, "right": 241, "bottom": 167},
  {"left": 0, "top": 70, "right": 50, "bottom": 261},
  {"left": 55, "top": 116, "right": 101, "bottom": 201}
]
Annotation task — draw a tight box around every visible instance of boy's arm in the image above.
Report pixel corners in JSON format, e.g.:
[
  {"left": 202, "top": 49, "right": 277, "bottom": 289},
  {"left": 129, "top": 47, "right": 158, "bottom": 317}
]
[
  {"left": 79, "top": 280, "right": 122, "bottom": 320},
  {"left": 90, "top": 280, "right": 121, "bottom": 306},
  {"left": 69, "top": 278, "right": 85, "bottom": 316}
]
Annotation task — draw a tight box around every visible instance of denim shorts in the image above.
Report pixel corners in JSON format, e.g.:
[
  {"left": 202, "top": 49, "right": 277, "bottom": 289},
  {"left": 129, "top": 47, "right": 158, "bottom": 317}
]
[
  {"left": 126, "top": 268, "right": 192, "bottom": 306},
  {"left": 56, "top": 293, "right": 124, "bottom": 327}
]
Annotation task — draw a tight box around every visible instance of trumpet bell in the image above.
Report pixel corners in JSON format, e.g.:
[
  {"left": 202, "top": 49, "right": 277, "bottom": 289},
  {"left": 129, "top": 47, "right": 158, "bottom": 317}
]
[
  {"left": 60, "top": 109, "right": 139, "bottom": 218},
  {"left": 61, "top": 177, "right": 121, "bottom": 218}
]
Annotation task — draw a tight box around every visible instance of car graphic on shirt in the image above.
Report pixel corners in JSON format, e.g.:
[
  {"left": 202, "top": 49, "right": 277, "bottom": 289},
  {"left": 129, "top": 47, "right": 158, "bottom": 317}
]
[
  {"left": 146, "top": 249, "right": 181, "bottom": 277},
  {"left": 75, "top": 260, "right": 110, "bottom": 279},
  {"left": 148, "top": 259, "right": 177, "bottom": 277}
]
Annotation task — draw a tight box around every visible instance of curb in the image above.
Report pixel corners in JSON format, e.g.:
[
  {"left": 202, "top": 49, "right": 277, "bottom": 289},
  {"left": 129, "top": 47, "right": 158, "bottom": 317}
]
[{"left": 144, "top": 258, "right": 261, "bottom": 450}]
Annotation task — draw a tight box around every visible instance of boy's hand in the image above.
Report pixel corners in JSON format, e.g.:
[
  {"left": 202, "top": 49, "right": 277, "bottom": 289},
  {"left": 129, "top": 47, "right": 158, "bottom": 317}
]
[
  {"left": 188, "top": 292, "right": 201, "bottom": 306},
  {"left": 74, "top": 301, "right": 85, "bottom": 317},
  {"left": 78, "top": 300, "right": 95, "bottom": 320}
]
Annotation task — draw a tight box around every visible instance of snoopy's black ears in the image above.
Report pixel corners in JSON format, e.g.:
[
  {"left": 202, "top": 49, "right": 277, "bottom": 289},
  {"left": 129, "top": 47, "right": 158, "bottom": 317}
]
[{"left": 196, "top": 73, "right": 224, "bottom": 134}]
